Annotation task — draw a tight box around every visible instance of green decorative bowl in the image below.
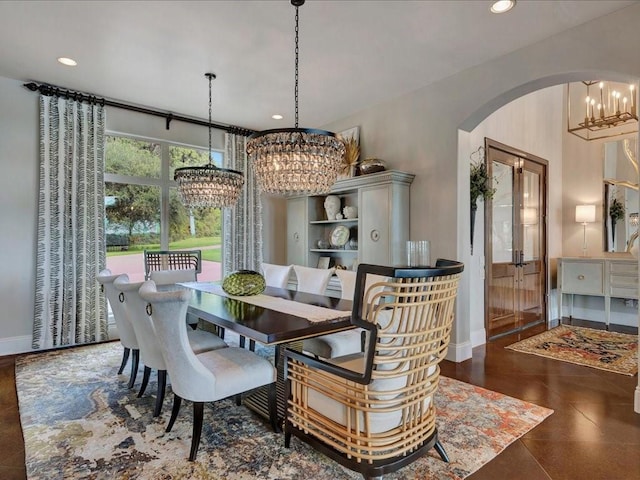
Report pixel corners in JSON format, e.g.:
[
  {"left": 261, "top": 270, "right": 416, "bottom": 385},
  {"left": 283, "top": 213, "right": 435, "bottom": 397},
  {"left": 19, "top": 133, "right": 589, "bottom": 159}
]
[{"left": 222, "top": 270, "right": 266, "bottom": 296}]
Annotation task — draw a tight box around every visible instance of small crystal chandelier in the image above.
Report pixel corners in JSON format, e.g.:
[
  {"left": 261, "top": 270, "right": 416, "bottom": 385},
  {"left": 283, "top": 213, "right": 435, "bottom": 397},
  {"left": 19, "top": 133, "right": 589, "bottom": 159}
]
[
  {"left": 246, "top": 0, "right": 345, "bottom": 196},
  {"left": 174, "top": 73, "right": 244, "bottom": 207}
]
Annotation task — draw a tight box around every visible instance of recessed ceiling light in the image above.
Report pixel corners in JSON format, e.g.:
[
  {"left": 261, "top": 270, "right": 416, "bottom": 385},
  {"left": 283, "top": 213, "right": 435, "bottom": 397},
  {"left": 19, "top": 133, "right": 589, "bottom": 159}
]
[
  {"left": 57, "top": 57, "right": 77, "bottom": 66},
  {"left": 490, "top": 0, "right": 516, "bottom": 14},
  {"left": 271, "top": 114, "right": 283, "bottom": 120}
]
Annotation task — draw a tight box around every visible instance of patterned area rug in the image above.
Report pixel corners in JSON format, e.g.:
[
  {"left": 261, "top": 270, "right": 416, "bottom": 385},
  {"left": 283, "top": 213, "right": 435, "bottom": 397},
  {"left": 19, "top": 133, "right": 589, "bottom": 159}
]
[
  {"left": 16, "top": 341, "right": 553, "bottom": 480},
  {"left": 506, "top": 325, "right": 638, "bottom": 376}
]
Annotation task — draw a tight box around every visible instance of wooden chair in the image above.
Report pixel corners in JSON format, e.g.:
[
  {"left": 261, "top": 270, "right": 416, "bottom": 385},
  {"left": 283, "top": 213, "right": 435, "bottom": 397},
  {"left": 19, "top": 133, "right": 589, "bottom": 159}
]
[
  {"left": 284, "top": 260, "right": 464, "bottom": 480},
  {"left": 139, "top": 280, "right": 277, "bottom": 461},
  {"left": 144, "top": 250, "right": 202, "bottom": 280}
]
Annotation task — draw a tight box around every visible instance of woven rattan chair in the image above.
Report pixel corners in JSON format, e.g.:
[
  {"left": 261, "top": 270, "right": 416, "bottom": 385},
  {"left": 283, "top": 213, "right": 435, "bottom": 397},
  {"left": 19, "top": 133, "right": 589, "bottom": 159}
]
[{"left": 284, "top": 260, "right": 464, "bottom": 480}]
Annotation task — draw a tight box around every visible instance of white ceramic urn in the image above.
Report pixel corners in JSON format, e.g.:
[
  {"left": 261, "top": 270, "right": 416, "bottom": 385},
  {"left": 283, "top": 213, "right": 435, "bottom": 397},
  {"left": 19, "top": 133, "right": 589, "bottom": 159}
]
[{"left": 343, "top": 206, "right": 358, "bottom": 219}]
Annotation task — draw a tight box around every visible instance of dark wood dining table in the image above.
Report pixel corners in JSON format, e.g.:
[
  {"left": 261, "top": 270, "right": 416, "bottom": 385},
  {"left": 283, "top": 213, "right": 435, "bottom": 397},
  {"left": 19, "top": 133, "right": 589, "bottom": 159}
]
[{"left": 179, "top": 282, "right": 354, "bottom": 424}]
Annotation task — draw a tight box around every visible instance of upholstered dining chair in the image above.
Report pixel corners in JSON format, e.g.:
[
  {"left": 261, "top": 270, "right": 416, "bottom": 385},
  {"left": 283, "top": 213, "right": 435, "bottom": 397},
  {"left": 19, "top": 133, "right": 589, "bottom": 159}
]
[
  {"left": 284, "top": 260, "right": 464, "bottom": 480},
  {"left": 302, "top": 269, "right": 390, "bottom": 359},
  {"left": 114, "top": 274, "right": 228, "bottom": 417},
  {"left": 292, "top": 264, "right": 335, "bottom": 295},
  {"left": 139, "top": 280, "right": 278, "bottom": 461},
  {"left": 262, "top": 263, "right": 293, "bottom": 289},
  {"left": 149, "top": 268, "right": 200, "bottom": 330},
  {"left": 97, "top": 269, "right": 140, "bottom": 388}
]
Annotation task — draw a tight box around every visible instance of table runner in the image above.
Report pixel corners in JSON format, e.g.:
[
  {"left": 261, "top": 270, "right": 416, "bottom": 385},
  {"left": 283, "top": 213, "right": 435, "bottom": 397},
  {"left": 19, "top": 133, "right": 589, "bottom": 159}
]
[{"left": 181, "top": 282, "right": 351, "bottom": 323}]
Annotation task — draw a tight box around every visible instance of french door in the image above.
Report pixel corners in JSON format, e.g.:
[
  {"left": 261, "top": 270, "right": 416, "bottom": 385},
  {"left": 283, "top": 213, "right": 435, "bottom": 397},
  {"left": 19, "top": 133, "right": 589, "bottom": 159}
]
[{"left": 485, "top": 139, "right": 548, "bottom": 339}]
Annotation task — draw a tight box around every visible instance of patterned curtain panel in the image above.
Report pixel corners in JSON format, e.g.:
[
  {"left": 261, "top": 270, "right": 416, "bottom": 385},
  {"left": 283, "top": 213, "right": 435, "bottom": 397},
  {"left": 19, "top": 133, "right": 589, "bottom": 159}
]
[
  {"left": 222, "top": 133, "right": 263, "bottom": 276},
  {"left": 33, "top": 95, "right": 107, "bottom": 349}
]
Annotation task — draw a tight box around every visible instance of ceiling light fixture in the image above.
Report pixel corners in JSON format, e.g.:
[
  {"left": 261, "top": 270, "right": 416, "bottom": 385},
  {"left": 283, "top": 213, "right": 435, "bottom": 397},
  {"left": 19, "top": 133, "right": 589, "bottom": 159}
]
[
  {"left": 246, "top": 0, "right": 345, "bottom": 196},
  {"left": 57, "top": 57, "right": 77, "bottom": 66},
  {"left": 174, "top": 73, "right": 244, "bottom": 208},
  {"left": 490, "top": 0, "right": 516, "bottom": 14},
  {"left": 567, "top": 80, "right": 638, "bottom": 141}
]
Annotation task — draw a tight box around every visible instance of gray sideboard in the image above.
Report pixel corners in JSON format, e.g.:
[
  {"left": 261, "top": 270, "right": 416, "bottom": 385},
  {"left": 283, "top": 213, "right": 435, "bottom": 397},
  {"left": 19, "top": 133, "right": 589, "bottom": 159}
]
[{"left": 557, "top": 256, "right": 638, "bottom": 327}]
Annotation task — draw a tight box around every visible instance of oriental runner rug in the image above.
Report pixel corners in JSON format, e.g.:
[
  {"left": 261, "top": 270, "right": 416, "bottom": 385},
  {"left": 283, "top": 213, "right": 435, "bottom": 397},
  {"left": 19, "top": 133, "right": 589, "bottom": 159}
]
[
  {"left": 506, "top": 325, "right": 638, "bottom": 376},
  {"left": 16, "top": 340, "right": 552, "bottom": 480}
]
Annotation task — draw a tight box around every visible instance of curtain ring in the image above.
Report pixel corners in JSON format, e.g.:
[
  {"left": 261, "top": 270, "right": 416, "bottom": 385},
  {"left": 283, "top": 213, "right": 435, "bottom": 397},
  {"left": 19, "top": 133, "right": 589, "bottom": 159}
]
[
  {"left": 100, "top": 285, "right": 104, "bottom": 293},
  {"left": 146, "top": 304, "right": 152, "bottom": 316},
  {"left": 118, "top": 292, "right": 124, "bottom": 303}
]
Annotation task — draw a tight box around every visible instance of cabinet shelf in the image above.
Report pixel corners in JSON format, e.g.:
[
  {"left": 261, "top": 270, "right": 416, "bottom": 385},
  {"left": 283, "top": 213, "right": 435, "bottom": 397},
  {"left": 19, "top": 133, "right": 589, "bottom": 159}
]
[
  {"left": 310, "top": 249, "right": 358, "bottom": 253},
  {"left": 309, "top": 219, "right": 358, "bottom": 225}
]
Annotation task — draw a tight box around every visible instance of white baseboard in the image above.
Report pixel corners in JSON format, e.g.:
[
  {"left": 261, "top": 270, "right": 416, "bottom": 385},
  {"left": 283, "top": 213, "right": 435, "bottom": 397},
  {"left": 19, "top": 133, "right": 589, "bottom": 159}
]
[
  {"left": 470, "top": 328, "right": 486, "bottom": 348},
  {"left": 446, "top": 341, "right": 473, "bottom": 362},
  {"left": 0, "top": 335, "right": 33, "bottom": 356}
]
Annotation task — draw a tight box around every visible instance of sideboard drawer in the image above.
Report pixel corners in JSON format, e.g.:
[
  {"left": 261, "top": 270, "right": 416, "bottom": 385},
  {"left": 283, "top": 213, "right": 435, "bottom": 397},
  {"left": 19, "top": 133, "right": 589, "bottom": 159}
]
[
  {"left": 561, "top": 261, "right": 604, "bottom": 295},
  {"left": 610, "top": 261, "right": 638, "bottom": 275}
]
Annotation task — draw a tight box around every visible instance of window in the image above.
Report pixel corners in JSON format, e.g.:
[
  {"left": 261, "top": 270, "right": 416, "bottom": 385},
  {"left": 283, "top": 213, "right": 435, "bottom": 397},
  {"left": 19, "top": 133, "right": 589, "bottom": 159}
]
[{"left": 104, "top": 135, "right": 223, "bottom": 282}]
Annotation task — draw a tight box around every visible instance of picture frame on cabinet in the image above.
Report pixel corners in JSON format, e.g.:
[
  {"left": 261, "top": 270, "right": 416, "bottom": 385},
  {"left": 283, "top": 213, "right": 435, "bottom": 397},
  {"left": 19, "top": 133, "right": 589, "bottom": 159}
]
[{"left": 317, "top": 256, "right": 332, "bottom": 269}]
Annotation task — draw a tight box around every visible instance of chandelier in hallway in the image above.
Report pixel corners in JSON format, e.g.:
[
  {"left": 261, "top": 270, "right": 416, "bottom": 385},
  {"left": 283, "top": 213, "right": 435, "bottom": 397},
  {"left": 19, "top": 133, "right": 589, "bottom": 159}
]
[{"left": 567, "top": 80, "right": 638, "bottom": 141}]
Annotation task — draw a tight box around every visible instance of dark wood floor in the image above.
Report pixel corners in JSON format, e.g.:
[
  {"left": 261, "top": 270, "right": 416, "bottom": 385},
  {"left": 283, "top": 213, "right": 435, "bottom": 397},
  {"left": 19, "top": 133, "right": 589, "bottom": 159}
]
[{"left": 1, "top": 319, "right": 639, "bottom": 479}]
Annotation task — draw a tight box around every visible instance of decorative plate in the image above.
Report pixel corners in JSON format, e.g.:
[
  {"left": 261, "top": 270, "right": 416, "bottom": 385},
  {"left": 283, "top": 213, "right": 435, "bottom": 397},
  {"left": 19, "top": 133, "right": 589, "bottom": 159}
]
[{"left": 330, "top": 225, "right": 350, "bottom": 247}]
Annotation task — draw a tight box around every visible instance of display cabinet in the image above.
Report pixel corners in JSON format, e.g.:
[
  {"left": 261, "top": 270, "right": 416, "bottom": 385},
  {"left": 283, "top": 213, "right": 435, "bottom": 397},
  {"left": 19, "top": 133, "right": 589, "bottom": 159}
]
[{"left": 286, "top": 170, "right": 414, "bottom": 271}]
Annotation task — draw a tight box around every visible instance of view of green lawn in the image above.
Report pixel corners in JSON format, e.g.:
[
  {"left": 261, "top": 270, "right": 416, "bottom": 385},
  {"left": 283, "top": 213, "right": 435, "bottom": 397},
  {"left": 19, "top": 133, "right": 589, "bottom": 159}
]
[{"left": 107, "top": 236, "right": 222, "bottom": 262}]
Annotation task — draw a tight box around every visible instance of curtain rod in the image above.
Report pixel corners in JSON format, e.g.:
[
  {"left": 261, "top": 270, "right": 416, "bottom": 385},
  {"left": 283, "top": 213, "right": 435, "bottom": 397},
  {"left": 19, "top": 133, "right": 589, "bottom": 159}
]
[{"left": 23, "top": 82, "right": 256, "bottom": 137}]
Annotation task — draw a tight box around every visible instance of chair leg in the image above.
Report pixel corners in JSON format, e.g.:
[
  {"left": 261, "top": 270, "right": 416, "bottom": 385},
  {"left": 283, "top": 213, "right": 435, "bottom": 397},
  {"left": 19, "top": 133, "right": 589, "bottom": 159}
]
[
  {"left": 434, "top": 439, "right": 449, "bottom": 463},
  {"left": 166, "top": 394, "right": 182, "bottom": 433},
  {"left": 249, "top": 339, "right": 256, "bottom": 352},
  {"left": 118, "top": 347, "right": 130, "bottom": 375},
  {"left": 189, "top": 402, "right": 205, "bottom": 461},
  {"left": 138, "top": 366, "right": 151, "bottom": 397},
  {"left": 268, "top": 382, "right": 280, "bottom": 433},
  {"left": 218, "top": 327, "right": 225, "bottom": 339},
  {"left": 234, "top": 394, "right": 242, "bottom": 406},
  {"left": 239, "top": 335, "right": 246, "bottom": 348},
  {"left": 154, "top": 370, "right": 167, "bottom": 417},
  {"left": 128, "top": 349, "right": 140, "bottom": 389}
]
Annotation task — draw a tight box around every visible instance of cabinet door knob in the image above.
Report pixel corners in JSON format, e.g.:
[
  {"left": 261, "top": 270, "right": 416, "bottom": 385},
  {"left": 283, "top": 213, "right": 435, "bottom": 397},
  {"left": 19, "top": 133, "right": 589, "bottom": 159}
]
[
  {"left": 370, "top": 230, "right": 380, "bottom": 242},
  {"left": 578, "top": 274, "right": 585, "bottom": 280},
  {"left": 293, "top": 232, "right": 299, "bottom": 242}
]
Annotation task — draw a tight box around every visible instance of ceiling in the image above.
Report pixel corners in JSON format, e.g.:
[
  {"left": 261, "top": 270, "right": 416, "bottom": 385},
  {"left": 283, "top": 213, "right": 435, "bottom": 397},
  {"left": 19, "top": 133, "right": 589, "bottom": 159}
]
[{"left": 0, "top": 0, "right": 636, "bottom": 132}]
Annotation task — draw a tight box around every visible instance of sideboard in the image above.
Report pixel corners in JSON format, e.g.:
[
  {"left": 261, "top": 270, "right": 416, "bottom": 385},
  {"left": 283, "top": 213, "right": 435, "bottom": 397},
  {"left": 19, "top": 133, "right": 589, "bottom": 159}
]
[{"left": 557, "top": 256, "right": 638, "bottom": 327}]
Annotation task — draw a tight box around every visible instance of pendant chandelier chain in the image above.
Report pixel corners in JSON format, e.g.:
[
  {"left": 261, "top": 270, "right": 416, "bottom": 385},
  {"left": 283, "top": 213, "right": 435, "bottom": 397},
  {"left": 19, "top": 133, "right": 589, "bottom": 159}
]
[
  {"left": 294, "top": 4, "right": 299, "bottom": 128},
  {"left": 207, "top": 73, "right": 214, "bottom": 164}
]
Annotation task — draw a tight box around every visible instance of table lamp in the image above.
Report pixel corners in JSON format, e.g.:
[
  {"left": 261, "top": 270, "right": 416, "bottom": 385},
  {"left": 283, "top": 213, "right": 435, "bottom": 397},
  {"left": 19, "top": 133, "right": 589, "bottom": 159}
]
[{"left": 575, "top": 204, "right": 596, "bottom": 256}]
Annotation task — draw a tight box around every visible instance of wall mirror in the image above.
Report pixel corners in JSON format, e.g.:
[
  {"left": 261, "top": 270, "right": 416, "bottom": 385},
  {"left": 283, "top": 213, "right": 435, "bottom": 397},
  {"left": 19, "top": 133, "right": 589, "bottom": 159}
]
[{"left": 603, "top": 137, "right": 638, "bottom": 252}]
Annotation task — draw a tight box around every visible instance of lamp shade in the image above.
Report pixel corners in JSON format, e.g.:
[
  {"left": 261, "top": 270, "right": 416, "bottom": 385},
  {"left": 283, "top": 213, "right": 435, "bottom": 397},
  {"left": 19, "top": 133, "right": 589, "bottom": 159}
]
[{"left": 575, "top": 204, "right": 596, "bottom": 224}]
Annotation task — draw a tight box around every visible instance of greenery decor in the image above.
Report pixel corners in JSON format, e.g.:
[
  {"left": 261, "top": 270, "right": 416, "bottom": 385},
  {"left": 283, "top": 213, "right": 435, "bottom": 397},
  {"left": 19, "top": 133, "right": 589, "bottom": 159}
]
[
  {"left": 469, "top": 154, "right": 497, "bottom": 255},
  {"left": 609, "top": 198, "right": 625, "bottom": 223},
  {"left": 470, "top": 160, "right": 496, "bottom": 206}
]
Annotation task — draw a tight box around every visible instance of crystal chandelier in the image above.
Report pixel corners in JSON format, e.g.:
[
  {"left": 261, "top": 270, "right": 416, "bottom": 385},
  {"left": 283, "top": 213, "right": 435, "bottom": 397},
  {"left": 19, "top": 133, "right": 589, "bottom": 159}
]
[
  {"left": 567, "top": 80, "right": 638, "bottom": 141},
  {"left": 246, "top": 0, "right": 345, "bottom": 196},
  {"left": 174, "top": 73, "right": 244, "bottom": 207}
]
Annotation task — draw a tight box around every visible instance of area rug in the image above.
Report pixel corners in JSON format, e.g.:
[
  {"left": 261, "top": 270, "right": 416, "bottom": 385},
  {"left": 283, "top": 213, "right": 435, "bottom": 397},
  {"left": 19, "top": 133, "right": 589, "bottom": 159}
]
[
  {"left": 506, "top": 325, "right": 638, "bottom": 376},
  {"left": 16, "top": 341, "right": 553, "bottom": 480}
]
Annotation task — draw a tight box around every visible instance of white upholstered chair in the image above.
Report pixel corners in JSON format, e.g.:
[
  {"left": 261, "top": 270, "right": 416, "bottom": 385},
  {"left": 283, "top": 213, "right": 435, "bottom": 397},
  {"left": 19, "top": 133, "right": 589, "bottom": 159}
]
[
  {"left": 303, "top": 269, "right": 390, "bottom": 359},
  {"left": 149, "top": 268, "right": 197, "bottom": 285},
  {"left": 149, "top": 268, "right": 199, "bottom": 329},
  {"left": 292, "top": 264, "right": 335, "bottom": 295},
  {"left": 97, "top": 269, "right": 140, "bottom": 388},
  {"left": 285, "top": 260, "right": 464, "bottom": 479},
  {"left": 262, "top": 263, "right": 293, "bottom": 289},
  {"left": 114, "top": 274, "right": 227, "bottom": 417},
  {"left": 139, "top": 280, "right": 277, "bottom": 461}
]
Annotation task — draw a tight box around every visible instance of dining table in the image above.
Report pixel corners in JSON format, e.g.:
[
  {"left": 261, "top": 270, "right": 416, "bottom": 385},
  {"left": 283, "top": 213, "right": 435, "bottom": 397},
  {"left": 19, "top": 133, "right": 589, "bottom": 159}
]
[{"left": 178, "top": 281, "right": 354, "bottom": 426}]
